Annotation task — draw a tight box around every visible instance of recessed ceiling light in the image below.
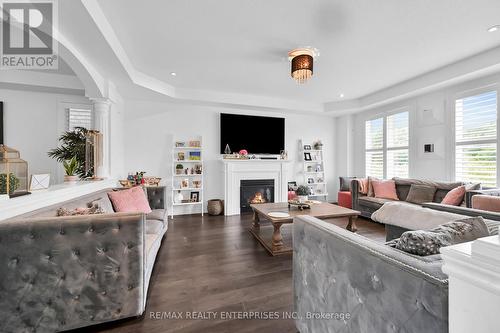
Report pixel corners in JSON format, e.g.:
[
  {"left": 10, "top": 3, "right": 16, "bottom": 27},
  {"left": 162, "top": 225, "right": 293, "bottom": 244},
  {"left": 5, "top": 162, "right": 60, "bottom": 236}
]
[
  {"left": 170, "top": 72, "right": 177, "bottom": 76},
  {"left": 488, "top": 25, "right": 500, "bottom": 32},
  {"left": 339, "top": 93, "right": 345, "bottom": 98}
]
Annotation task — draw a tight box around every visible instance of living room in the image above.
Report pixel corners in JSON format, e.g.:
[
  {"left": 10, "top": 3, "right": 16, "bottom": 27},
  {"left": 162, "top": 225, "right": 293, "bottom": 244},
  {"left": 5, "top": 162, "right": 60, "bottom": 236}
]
[{"left": 0, "top": 1, "right": 499, "bottom": 332}]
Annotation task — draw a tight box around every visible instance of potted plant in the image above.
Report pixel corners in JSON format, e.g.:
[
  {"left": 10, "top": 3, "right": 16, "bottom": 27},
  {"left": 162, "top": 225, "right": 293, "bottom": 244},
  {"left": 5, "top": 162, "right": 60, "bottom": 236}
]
[
  {"left": 48, "top": 127, "right": 93, "bottom": 179},
  {"left": 63, "top": 156, "right": 79, "bottom": 183},
  {"left": 176, "top": 164, "right": 184, "bottom": 175},
  {"left": 296, "top": 185, "right": 310, "bottom": 203},
  {"left": 313, "top": 139, "right": 323, "bottom": 150}
]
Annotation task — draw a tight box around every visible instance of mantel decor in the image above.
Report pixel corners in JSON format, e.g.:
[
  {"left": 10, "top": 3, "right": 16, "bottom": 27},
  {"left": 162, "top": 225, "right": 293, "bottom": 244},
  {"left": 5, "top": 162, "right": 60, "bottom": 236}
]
[{"left": 0, "top": 144, "right": 28, "bottom": 196}]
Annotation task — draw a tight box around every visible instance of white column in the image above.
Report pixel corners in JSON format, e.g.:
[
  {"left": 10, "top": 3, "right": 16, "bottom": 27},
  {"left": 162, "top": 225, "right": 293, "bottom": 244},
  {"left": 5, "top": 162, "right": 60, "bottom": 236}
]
[
  {"left": 440, "top": 233, "right": 500, "bottom": 333},
  {"left": 91, "top": 98, "right": 112, "bottom": 179}
]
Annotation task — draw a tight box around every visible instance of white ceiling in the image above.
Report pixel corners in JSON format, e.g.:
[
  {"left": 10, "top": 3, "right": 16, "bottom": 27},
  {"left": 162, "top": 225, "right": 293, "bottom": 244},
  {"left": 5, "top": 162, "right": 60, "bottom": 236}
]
[{"left": 97, "top": 0, "right": 500, "bottom": 104}]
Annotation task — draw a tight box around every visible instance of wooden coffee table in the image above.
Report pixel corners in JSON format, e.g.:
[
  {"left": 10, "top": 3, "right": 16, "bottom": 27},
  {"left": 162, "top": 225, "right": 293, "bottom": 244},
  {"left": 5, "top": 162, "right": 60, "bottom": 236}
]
[{"left": 250, "top": 202, "right": 360, "bottom": 256}]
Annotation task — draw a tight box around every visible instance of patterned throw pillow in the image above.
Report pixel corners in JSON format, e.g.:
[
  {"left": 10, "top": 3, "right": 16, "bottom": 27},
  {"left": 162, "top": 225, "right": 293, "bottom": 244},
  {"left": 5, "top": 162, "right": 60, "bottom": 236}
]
[
  {"left": 56, "top": 200, "right": 105, "bottom": 217},
  {"left": 386, "top": 217, "right": 490, "bottom": 256}
]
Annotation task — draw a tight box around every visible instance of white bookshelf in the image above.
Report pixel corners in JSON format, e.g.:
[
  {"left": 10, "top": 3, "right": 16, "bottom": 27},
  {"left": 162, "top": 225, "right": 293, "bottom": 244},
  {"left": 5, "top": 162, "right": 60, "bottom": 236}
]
[
  {"left": 170, "top": 137, "right": 204, "bottom": 218},
  {"left": 300, "top": 139, "right": 328, "bottom": 200}
]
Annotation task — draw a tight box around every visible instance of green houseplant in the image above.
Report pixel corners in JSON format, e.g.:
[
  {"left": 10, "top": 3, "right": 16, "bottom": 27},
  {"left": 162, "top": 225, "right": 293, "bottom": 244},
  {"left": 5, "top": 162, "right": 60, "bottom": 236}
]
[
  {"left": 176, "top": 164, "right": 184, "bottom": 175},
  {"left": 63, "top": 156, "right": 79, "bottom": 183},
  {"left": 0, "top": 173, "right": 20, "bottom": 195},
  {"left": 48, "top": 127, "right": 92, "bottom": 179},
  {"left": 296, "top": 185, "right": 310, "bottom": 203}
]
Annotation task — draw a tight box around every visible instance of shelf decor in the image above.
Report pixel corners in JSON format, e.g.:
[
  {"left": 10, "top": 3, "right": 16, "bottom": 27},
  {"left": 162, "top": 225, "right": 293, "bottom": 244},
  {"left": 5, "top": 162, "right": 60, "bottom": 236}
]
[
  {"left": 299, "top": 139, "right": 328, "bottom": 201},
  {"left": 0, "top": 145, "right": 28, "bottom": 196},
  {"left": 170, "top": 136, "right": 204, "bottom": 218}
]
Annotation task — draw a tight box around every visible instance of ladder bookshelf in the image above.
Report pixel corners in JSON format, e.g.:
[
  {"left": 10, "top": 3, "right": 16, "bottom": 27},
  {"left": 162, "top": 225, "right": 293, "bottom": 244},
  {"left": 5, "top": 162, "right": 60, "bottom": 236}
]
[
  {"left": 170, "top": 137, "right": 204, "bottom": 218},
  {"left": 299, "top": 139, "right": 328, "bottom": 201}
]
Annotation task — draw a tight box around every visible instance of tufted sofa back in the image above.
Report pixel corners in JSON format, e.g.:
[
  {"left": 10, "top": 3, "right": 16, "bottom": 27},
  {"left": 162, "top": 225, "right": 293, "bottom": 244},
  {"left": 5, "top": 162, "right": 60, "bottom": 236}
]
[{"left": 0, "top": 212, "right": 145, "bottom": 332}]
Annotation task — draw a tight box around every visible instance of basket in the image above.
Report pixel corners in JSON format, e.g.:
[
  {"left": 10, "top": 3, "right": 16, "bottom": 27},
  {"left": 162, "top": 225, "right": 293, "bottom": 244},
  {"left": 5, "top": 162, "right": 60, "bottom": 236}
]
[{"left": 207, "top": 199, "right": 224, "bottom": 216}]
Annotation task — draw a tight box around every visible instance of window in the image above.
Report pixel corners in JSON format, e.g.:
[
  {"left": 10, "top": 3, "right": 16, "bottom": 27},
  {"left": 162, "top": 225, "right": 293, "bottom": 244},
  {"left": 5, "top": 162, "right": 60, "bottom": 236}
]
[
  {"left": 365, "top": 111, "right": 409, "bottom": 179},
  {"left": 67, "top": 108, "right": 92, "bottom": 131},
  {"left": 455, "top": 90, "right": 497, "bottom": 187}
]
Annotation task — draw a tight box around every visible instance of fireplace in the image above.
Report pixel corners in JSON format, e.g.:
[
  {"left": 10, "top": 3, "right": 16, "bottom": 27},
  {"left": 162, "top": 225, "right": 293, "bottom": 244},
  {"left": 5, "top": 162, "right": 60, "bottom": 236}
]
[{"left": 240, "top": 179, "right": 275, "bottom": 213}]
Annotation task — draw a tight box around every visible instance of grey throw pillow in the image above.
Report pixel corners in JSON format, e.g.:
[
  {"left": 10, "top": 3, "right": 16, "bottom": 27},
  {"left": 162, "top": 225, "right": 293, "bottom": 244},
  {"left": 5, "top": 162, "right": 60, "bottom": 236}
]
[
  {"left": 405, "top": 184, "right": 437, "bottom": 204},
  {"left": 386, "top": 217, "right": 490, "bottom": 256},
  {"left": 339, "top": 176, "right": 356, "bottom": 191}
]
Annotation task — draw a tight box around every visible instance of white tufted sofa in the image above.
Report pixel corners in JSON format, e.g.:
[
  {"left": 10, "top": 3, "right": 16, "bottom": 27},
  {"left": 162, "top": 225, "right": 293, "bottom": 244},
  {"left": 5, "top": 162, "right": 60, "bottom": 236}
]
[
  {"left": 0, "top": 186, "right": 168, "bottom": 332},
  {"left": 293, "top": 215, "right": 449, "bottom": 333}
]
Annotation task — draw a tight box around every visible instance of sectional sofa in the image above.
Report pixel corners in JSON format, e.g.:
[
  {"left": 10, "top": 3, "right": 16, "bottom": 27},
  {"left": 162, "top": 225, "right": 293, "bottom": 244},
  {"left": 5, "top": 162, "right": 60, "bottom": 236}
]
[{"left": 0, "top": 186, "right": 167, "bottom": 332}]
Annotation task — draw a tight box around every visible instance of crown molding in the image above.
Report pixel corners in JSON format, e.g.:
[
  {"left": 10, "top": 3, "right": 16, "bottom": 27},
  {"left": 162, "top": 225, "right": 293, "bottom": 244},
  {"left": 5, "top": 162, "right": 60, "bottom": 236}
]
[{"left": 81, "top": 0, "right": 500, "bottom": 117}]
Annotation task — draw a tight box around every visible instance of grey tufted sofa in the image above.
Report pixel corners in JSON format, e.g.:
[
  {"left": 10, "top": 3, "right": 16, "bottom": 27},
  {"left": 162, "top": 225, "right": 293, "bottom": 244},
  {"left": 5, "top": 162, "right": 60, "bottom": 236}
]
[
  {"left": 0, "top": 186, "right": 168, "bottom": 332},
  {"left": 293, "top": 215, "right": 448, "bottom": 333}
]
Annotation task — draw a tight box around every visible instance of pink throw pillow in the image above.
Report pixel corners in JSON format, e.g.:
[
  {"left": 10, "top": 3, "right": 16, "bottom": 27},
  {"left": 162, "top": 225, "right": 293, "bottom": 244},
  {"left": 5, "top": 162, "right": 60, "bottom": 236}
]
[
  {"left": 108, "top": 186, "right": 152, "bottom": 214},
  {"left": 441, "top": 185, "right": 466, "bottom": 206},
  {"left": 357, "top": 178, "right": 369, "bottom": 195},
  {"left": 371, "top": 180, "right": 399, "bottom": 200}
]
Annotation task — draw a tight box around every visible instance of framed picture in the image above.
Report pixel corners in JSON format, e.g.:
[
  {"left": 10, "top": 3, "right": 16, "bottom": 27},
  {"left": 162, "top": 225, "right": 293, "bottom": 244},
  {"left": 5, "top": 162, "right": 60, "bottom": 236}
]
[
  {"left": 190, "top": 191, "right": 199, "bottom": 202},
  {"left": 303, "top": 145, "right": 312, "bottom": 150},
  {"left": 177, "top": 152, "right": 185, "bottom": 161},
  {"left": 192, "top": 180, "right": 202, "bottom": 188},
  {"left": 304, "top": 152, "right": 312, "bottom": 161},
  {"left": 189, "top": 140, "right": 201, "bottom": 147},
  {"left": 175, "top": 141, "right": 186, "bottom": 147},
  {"left": 307, "top": 178, "right": 314, "bottom": 184},
  {"left": 288, "top": 181, "right": 297, "bottom": 191},
  {"left": 189, "top": 151, "right": 201, "bottom": 160},
  {"left": 181, "top": 179, "right": 189, "bottom": 188}
]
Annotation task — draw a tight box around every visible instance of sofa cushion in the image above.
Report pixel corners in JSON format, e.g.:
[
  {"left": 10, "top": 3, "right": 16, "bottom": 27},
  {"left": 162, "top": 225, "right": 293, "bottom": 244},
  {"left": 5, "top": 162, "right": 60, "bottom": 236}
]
[
  {"left": 393, "top": 177, "right": 463, "bottom": 202},
  {"left": 441, "top": 185, "right": 466, "bottom": 206},
  {"left": 472, "top": 195, "right": 500, "bottom": 213},
  {"left": 339, "top": 176, "right": 356, "bottom": 191},
  {"left": 358, "top": 196, "right": 396, "bottom": 209},
  {"left": 387, "top": 217, "right": 490, "bottom": 256},
  {"left": 372, "top": 201, "right": 466, "bottom": 230},
  {"left": 108, "top": 186, "right": 152, "bottom": 214},
  {"left": 372, "top": 179, "right": 399, "bottom": 200},
  {"left": 356, "top": 178, "right": 369, "bottom": 194},
  {"left": 146, "top": 219, "right": 164, "bottom": 234},
  {"left": 146, "top": 209, "right": 167, "bottom": 223},
  {"left": 367, "top": 176, "right": 380, "bottom": 197},
  {"left": 406, "top": 184, "right": 437, "bottom": 204}
]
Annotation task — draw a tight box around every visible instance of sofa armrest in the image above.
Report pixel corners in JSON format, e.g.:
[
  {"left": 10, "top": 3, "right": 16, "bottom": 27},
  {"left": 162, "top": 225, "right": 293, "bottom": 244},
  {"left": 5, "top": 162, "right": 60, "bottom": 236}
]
[
  {"left": 465, "top": 189, "right": 500, "bottom": 208},
  {"left": 422, "top": 202, "right": 500, "bottom": 221},
  {"left": 146, "top": 186, "right": 166, "bottom": 210},
  {"left": 293, "top": 215, "right": 448, "bottom": 333},
  {"left": 0, "top": 212, "right": 145, "bottom": 332},
  {"left": 350, "top": 179, "right": 365, "bottom": 212}
]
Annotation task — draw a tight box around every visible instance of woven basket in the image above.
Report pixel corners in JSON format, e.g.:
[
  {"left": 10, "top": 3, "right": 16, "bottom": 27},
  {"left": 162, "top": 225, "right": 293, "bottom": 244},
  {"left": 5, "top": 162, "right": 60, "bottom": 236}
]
[{"left": 207, "top": 199, "right": 224, "bottom": 215}]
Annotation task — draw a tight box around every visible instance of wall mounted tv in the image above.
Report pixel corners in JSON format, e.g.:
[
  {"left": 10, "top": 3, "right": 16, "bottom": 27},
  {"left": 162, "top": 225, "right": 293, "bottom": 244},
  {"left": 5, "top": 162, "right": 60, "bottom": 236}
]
[{"left": 220, "top": 113, "right": 285, "bottom": 154}]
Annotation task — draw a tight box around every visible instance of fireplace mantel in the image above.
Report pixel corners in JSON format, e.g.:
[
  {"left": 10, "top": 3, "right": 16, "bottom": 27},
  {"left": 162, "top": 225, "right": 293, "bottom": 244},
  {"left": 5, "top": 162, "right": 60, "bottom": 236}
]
[{"left": 221, "top": 159, "right": 290, "bottom": 216}]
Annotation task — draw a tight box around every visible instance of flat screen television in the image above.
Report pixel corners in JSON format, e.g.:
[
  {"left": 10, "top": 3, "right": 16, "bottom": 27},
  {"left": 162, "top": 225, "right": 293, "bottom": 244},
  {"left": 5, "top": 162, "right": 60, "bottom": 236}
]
[{"left": 220, "top": 113, "right": 285, "bottom": 154}]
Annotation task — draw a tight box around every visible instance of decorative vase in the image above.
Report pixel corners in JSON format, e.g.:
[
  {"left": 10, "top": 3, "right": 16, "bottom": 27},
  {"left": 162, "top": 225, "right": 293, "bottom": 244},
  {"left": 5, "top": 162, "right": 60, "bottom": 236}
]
[
  {"left": 224, "top": 144, "right": 231, "bottom": 154},
  {"left": 207, "top": 199, "right": 224, "bottom": 215},
  {"left": 297, "top": 195, "right": 308, "bottom": 203},
  {"left": 174, "top": 191, "right": 184, "bottom": 203},
  {"left": 64, "top": 175, "right": 79, "bottom": 184}
]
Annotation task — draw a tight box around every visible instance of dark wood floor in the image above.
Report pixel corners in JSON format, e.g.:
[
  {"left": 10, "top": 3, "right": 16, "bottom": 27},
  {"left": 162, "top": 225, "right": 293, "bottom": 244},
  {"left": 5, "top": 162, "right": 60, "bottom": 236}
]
[{"left": 87, "top": 213, "right": 385, "bottom": 333}]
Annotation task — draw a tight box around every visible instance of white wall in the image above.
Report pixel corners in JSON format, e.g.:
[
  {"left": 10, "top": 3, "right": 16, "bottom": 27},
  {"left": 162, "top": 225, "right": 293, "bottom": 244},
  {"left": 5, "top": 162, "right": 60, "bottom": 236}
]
[
  {"left": 123, "top": 101, "right": 336, "bottom": 214},
  {"left": 1, "top": 88, "right": 91, "bottom": 184},
  {"left": 337, "top": 72, "right": 500, "bottom": 183}
]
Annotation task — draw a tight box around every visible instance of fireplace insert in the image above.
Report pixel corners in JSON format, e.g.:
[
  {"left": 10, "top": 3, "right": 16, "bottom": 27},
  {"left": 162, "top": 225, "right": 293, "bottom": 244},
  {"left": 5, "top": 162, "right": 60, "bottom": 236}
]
[{"left": 240, "top": 179, "right": 275, "bottom": 213}]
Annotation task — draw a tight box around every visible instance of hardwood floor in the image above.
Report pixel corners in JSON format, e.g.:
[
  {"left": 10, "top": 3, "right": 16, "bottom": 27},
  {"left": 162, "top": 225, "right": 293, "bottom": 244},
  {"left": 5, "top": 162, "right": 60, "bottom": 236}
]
[{"left": 84, "top": 213, "right": 385, "bottom": 333}]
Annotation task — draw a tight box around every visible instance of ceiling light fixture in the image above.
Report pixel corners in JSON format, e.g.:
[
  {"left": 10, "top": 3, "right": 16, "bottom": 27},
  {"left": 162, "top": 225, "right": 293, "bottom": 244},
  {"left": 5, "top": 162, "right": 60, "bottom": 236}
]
[
  {"left": 339, "top": 93, "right": 345, "bottom": 98},
  {"left": 288, "top": 48, "right": 319, "bottom": 84},
  {"left": 488, "top": 25, "right": 500, "bottom": 32},
  {"left": 170, "top": 72, "right": 177, "bottom": 76}
]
